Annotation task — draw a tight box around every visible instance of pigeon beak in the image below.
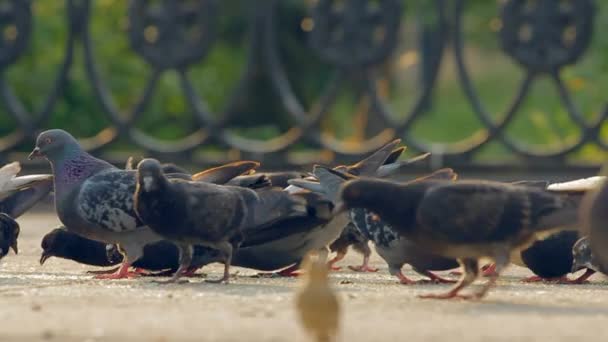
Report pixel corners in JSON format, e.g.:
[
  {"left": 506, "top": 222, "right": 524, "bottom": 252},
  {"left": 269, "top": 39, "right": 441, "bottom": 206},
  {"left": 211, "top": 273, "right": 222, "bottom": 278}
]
[
  {"left": 10, "top": 240, "right": 18, "bottom": 254},
  {"left": 28, "top": 147, "right": 42, "bottom": 160},
  {"left": 39, "top": 252, "right": 50, "bottom": 266}
]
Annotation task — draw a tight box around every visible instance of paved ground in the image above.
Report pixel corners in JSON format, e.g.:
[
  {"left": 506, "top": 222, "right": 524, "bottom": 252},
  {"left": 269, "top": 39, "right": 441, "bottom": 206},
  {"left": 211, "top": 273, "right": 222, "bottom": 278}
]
[{"left": 2, "top": 212, "right": 608, "bottom": 342}]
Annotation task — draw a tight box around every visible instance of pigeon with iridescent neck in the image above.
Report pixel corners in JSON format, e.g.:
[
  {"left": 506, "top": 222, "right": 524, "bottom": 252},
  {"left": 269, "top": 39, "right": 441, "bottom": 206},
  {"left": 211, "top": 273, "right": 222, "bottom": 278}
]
[{"left": 28, "top": 129, "right": 178, "bottom": 279}]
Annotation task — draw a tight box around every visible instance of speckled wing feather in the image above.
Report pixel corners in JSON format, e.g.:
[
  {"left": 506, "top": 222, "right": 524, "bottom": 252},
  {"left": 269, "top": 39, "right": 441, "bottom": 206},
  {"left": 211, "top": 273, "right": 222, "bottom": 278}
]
[
  {"left": 416, "top": 182, "right": 526, "bottom": 243},
  {"left": 76, "top": 170, "right": 143, "bottom": 233}
]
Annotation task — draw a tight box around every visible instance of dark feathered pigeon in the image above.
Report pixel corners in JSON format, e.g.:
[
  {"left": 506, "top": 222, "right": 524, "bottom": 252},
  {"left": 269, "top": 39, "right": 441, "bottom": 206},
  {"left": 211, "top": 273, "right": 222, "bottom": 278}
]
[
  {"left": 133, "top": 158, "right": 314, "bottom": 283},
  {"left": 338, "top": 177, "right": 581, "bottom": 299},
  {"left": 498, "top": 179, "right": 594, "bottom": 283},
  {"left": 520, "top": 230, "right": 594, "bottom": 283},
  {"left": 308, "top": 166, "right": 459, "bottom": 284},
  {"left": 40, "top": 226, "right": 203, "bottom": 273},
  {"left": 40, "top": 227, "right": 121, "bottom": 267},
  {"left": 0, "top": 213, "right": 19, "bottom": 260}
]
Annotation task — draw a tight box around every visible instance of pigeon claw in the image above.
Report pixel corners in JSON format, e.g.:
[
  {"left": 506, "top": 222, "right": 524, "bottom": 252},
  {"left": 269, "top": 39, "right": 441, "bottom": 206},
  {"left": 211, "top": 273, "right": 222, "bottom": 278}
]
[
  {"left": 425, "top": 272, "right": 457, "bottom": 284},
  {"left": 94, "top": 271, "right": 140, "bottom": 279},
  {"left": 348, "top": 265, "right": 379, "bottom": 273},
  {"left": 396, "top": 271, "right": 417, "bottom": 285},
  {"left": 418, "top": 292, "right": 476, "bottom": 300},
  {"left": 93, "top": 263, "right": 138, "bottom": 279}
]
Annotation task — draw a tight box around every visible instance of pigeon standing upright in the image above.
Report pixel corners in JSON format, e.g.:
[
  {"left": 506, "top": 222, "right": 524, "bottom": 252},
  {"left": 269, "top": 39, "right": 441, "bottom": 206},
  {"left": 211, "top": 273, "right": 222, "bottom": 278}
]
[
  {"left": 28, "top": 129, "right": 199, "bottom": 279},
  {"left": 337, "top": 178, "right": 581, "bottom": 299},
  {"left": 133, "top": 158, "right": 316, "bottom": 283}
]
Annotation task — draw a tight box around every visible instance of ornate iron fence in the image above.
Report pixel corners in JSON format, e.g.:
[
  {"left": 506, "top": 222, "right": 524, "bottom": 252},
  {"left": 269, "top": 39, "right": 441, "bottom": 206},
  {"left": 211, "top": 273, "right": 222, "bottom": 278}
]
[{"left": 0, "top": 0, "right": 605, "bottom": 172}]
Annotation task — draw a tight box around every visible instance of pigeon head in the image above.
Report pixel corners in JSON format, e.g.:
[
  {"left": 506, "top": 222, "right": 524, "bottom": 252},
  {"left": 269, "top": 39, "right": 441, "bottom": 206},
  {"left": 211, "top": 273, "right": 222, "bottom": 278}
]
[
  {"left": 0, "top": 213, "right": 19, "bottom": 258},
  {"left": 40, "top": 227, "right": 70, "bottom": 265},
  {"left": 136, "top": 158, "right": 165, "bottom": 193},
  {"left": 29, "top": 129, "right": 82, "bottom": 162},
  {"left": 572, "top": 236, "right": 598, "bottom": 273}
]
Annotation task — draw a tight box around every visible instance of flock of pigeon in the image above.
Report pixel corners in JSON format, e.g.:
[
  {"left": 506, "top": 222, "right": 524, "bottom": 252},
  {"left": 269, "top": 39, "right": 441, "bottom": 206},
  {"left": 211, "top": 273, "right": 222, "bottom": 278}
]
[{"left": 2, "top": 129, "right": 608, "bottom": 303}]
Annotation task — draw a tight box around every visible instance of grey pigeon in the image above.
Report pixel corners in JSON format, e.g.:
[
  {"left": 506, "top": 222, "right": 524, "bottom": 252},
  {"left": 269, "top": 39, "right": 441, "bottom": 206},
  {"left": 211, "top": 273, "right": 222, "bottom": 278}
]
[
  {"left": 28, "top": 129, "right": 188, "bottom": 279},
  {"left": 133, "top": 158, "right": 315, "bottom": 283},
  {"left": 337, "top": 177, "right": 581, "bottom": 300}
]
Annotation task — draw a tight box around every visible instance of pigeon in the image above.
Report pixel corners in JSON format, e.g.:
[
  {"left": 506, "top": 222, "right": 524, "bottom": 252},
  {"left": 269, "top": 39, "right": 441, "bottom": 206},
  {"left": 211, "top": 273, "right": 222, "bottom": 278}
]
[
  {"left": 287, "top": 140, "right": 431, "bottom": 273},
  {"left": 571, "top": 175, "right": 608, "bottom": 277},
  {"left": 28, "top": 129, "right": 219, "bottom": 279},
  {"left": 40, "top": 227, "right": 122, "bottom": 267},
  {"left": 520, "top": 230, "right": 595, "bottom": 283},
  {"left": 40, "top": 226, "right": 209, "bottom": 274},
  {"left": 488, "top": 180, "right": 593, "bottom": 283},
  {"left": 295, "top": 253, "right": 340, "bottom": 342},
  {"left": 328, "top": 223, "right": 376, "bottom": 272},
  {"left": 133, "top": 158, "right": 316, "bottom": 283},
  {"left": 305, "top": 166, "right": 458, "bottom": 284},
  {"left": 0, "top": 213, "right": 19, "bottom": 261},
  {"left": 337, "top": 177, "right": 581, "bottom": 299}
]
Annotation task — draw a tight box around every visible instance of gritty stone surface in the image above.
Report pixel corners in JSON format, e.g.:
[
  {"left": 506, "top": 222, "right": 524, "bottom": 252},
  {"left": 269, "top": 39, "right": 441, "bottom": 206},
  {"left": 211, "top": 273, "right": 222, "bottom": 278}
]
[{"left": 1, "top": 212, "right": 608, "bottom": 341}]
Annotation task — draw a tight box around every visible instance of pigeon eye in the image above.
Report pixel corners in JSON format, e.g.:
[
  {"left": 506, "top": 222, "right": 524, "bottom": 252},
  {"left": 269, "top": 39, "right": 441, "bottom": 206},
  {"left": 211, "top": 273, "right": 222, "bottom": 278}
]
[{"left": 44, "top": 138, "right": 52, "bottom": 144}]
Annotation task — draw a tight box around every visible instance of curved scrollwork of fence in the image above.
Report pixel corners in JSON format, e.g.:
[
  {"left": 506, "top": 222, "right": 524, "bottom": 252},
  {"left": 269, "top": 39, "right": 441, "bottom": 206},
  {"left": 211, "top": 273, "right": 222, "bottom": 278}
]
[{"left": 0, "top": 0, "right": 605, "bottom": 171}]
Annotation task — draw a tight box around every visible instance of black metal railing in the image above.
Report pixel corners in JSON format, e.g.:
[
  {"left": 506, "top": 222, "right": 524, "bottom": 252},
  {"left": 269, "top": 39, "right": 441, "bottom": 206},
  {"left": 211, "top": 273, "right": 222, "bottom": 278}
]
[{"left": 0, "top": 0, "right": 605, "bottom": 172}]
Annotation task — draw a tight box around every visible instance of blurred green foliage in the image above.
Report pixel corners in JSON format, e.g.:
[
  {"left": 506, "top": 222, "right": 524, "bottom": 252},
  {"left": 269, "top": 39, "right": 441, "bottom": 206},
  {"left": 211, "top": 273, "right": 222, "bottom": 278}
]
[{"left": 0, "top": 0, "right": 607, "bottom": 162}]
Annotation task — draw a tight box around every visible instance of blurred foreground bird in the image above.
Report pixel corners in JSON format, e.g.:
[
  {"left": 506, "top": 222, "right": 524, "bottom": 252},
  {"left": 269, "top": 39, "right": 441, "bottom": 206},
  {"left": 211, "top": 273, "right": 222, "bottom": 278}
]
[
  {"left": 295, "top": 253, "right": 340, "bottom": 342},
  {"left": 338, "top": 177, "right": 581, "bottom": 299},
  {"left": 134, "top": 158, "right": 316, "bottom": 283}
]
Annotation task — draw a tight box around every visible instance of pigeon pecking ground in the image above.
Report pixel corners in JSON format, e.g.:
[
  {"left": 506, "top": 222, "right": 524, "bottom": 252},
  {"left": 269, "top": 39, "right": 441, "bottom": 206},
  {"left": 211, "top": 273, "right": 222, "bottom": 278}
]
[{"left": 2, "top": 211, "right": 608, "bottom": 342}]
